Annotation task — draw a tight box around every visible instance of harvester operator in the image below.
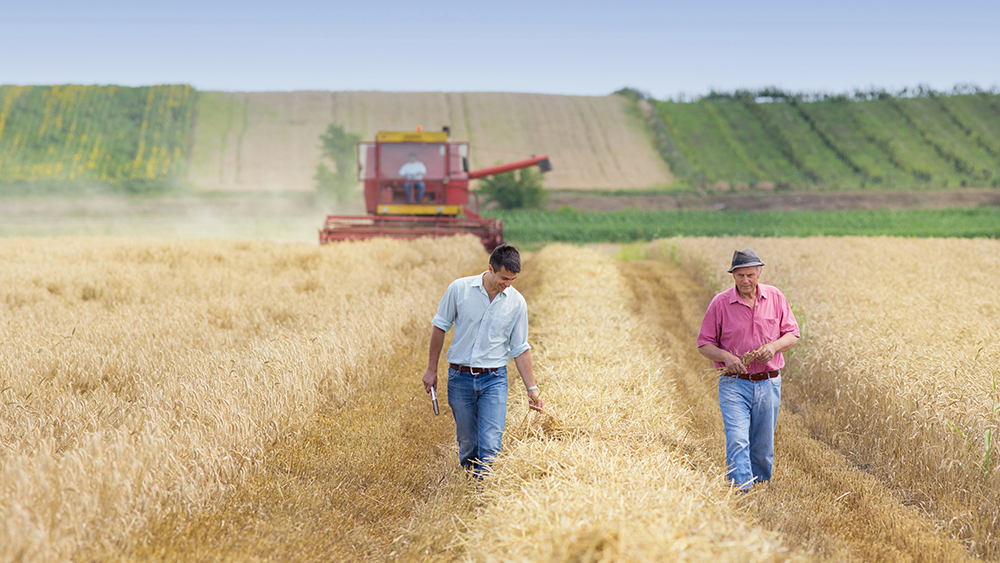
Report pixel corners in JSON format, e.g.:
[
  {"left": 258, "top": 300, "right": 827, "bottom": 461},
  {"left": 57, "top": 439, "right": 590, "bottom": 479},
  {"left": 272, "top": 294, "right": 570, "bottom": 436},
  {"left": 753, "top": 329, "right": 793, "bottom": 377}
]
[
  {"left": 422, "top": 244, "right": 544, "bottom": 477},
  {"left": 399, "top": 153, "right": 427, "bottom": 203},
  {"left": 697, "top": 248, "right": 799, "bottom": 492}
]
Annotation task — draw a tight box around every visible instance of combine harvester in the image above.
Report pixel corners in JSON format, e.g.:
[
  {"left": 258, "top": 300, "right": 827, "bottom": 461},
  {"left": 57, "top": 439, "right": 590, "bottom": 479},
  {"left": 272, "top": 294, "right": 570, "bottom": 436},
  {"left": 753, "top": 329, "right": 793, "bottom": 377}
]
[{"left": 319, "top": 127, "right": 550, "bottom": 251}]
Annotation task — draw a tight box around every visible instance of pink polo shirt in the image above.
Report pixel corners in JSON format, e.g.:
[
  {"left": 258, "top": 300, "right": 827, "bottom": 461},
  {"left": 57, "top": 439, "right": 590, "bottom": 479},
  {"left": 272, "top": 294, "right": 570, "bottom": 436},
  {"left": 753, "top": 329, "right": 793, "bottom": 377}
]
[{"left": 697, "top": 283, "right": 800, "bottom": 373}]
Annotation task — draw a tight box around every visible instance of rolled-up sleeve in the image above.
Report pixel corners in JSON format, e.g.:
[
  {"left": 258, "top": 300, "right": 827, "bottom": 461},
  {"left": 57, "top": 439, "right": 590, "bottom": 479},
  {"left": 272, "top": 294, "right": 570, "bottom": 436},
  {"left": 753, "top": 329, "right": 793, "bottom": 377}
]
[
  {"left": 432, "top": 281, "right": 458, "bottom": 332},
  {"left": 506, "top": 299, "right": 531, "bottom": 358},
  {"left": 778, "top": 297, "right": 800, "bottom": 338}
]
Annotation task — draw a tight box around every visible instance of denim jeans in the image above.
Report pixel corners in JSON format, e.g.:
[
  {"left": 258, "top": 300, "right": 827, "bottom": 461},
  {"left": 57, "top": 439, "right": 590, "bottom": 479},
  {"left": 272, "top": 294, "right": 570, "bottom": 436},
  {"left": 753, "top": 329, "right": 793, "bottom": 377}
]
[
  {"left": 404, "top": 180, "right": 425, "bottom": 202},
  {"left": 718, "top": 374, "right": 781, "bottom": 491},
  {"left": 447, "top": 366, "right": 508, "bottom": 475}
]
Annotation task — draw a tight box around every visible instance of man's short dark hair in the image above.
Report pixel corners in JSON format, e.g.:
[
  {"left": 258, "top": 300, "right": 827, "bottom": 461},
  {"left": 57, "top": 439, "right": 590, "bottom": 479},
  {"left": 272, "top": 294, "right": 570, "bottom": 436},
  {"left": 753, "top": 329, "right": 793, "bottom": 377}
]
[{"left": 489, "top": 244, "right": 520, "bottom": 274}]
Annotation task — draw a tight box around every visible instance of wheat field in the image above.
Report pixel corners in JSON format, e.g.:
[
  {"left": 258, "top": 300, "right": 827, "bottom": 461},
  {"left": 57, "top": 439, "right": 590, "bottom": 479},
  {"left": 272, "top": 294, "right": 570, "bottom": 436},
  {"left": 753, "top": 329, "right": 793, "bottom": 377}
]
[
  {"left": 0, "top": 236, "right": 485, "bottom": 561},
  {"left": 663, "top": 236, "right": 1000, "bottom": 559},
  {"left": 446, "top": 244, "right": 802, "bottom": 561},
  {"left": 3, "top": 235, "right": 998, "bottom": 561}
]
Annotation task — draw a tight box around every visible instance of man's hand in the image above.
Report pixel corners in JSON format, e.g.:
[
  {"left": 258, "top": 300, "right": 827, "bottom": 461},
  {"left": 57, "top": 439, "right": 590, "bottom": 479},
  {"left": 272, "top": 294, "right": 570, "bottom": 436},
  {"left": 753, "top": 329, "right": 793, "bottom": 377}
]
[
  {"left": 722, "top": 353, "right": 747, "bottom": 375},
  {"left": 698, "top": 343, "right": 747, "bottom": 375},
  {"left": 422, "top": 368, "right": 437, "bottom": 393},
  {"left": 756, "top": 342, "right": 778, "bottom": 364},
  {"left": 527, "top": 388, "right": 544, "bottom": 412},
  {"left": 424, "top": 327, "right": 446, "bottom": 393}
]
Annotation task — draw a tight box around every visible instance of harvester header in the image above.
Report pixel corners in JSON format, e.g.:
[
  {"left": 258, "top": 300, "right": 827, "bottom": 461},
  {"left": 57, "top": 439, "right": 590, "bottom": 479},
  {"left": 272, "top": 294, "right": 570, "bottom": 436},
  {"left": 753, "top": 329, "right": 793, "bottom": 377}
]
[{"left": 319, "top": 127, "right": 551, "bottom": 251}]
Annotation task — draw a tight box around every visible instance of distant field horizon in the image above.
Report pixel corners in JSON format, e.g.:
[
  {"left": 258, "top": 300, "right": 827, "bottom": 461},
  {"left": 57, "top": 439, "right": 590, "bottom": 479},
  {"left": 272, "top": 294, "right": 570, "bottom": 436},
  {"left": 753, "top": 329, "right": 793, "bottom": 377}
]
[
  {"left": 187, "top": 90, "right": 672, "bottom": 193},
  {"left": 2, "top": 84, "right": 1000, "bottom": 197}
]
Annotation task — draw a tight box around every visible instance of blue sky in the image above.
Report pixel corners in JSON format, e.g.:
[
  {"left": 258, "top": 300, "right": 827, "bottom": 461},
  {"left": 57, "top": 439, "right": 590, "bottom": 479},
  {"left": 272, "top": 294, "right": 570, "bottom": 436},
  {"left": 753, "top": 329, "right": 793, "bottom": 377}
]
[{"left": 3, "top": 0, "right": 998, "bottom": 99}]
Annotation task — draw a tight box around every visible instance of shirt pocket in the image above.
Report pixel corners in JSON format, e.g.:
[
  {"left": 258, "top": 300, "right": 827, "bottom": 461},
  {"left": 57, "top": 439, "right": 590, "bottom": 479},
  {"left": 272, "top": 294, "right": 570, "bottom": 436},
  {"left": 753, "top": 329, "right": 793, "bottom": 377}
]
[
  {"left": 757, "top": 317, "right": 779, "bottom": 341},
  {"left": 489, "top": 308, "right": 515, "bottom": 340}
]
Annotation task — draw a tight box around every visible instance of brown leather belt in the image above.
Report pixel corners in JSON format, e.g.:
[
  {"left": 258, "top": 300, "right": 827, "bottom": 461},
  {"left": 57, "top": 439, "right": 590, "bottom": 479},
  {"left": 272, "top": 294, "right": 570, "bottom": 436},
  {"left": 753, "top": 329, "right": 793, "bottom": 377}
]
[
  {"left": 724, "top": 370, "right": 779, "bottom": 382},
  {"left": 449, "top": 363, "right": 499, "bottom": 374}
]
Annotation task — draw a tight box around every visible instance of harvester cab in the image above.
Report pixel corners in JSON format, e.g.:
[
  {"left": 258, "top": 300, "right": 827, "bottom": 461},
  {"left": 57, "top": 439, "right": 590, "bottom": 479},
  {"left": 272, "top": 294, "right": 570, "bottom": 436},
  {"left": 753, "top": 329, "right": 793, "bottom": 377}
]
[{"left": 319, "top": 127, "right": 550, "bottom": 251}]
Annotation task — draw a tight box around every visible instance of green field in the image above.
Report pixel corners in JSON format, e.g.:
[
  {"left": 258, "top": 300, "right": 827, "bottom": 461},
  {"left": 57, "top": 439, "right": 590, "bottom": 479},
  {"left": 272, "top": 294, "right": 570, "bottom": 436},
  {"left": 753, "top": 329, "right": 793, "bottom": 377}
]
[
  {"left": 645, "top": 88, "right": 1000, "bottom": 191},
  {"left": 495, "top": 206, "right": 1000, "bottom": 245},
  {"left": 0, "top": 85, "right": 193, "bottom": 193}
]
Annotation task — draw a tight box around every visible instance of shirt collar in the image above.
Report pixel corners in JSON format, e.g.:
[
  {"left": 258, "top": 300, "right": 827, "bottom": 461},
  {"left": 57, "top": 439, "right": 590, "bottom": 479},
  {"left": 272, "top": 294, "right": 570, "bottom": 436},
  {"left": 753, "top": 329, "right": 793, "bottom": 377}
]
[
  {"left": 475, "top": 271, "right": 510, "bottom": 297},
  {"left": 728, "top": 285, "right": 767, "bottom": 304}
]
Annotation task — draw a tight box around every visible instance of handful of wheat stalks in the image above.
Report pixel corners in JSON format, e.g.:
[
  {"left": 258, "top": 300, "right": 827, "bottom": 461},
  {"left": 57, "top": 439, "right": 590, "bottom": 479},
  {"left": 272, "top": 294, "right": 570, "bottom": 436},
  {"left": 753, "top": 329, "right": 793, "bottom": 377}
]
[{"left": 719, "top": 340, "right": 770, "bottom": 376}]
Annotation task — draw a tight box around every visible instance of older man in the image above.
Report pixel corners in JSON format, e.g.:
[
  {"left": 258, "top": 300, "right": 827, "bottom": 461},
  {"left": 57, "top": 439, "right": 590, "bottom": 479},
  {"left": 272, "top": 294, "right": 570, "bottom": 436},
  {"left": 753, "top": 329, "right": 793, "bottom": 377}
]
[
  {"left": 697, "top": 248, "right": 799, "bottom": 491},
  {"left": 423, "top": 244, "right": 543, "bottom": 476}
]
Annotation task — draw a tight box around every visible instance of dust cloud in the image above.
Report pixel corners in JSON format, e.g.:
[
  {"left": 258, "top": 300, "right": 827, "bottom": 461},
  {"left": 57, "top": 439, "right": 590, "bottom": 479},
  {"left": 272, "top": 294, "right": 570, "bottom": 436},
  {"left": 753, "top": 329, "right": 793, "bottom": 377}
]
[{"left": 0, "top": 194, "right": 365, "bottom": 243}]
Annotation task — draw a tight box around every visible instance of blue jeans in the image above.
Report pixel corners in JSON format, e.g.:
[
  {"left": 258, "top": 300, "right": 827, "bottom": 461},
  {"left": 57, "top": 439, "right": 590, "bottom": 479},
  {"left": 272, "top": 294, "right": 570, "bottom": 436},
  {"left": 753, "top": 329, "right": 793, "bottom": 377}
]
[
  {"left": 404, "top": 180, "right": 425, "bottom": 202},
  {"left": 718, "top": 374, "right": 781, "bottom": 491},
  {"left": 447, "top": 366, "right": 508, "bottom": 475}
]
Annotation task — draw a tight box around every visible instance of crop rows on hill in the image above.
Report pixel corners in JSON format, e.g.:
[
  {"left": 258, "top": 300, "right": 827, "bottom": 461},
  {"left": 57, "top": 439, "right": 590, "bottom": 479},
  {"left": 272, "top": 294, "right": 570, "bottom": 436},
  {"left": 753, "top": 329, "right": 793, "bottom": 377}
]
[
  {"left": 650, "top": 88, "right": 1000, "bottom": 190},
  {"left": 0, "top": 84, "right": 193, "bottom": 192},
  {"left": 4, "top": 84, "right": 1000, "bottom": 195}
]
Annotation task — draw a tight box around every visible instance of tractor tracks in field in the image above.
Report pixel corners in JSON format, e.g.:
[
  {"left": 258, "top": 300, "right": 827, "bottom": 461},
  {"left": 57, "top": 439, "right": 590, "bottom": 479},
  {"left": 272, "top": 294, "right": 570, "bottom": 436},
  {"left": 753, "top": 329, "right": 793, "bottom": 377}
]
[{"left": 617, "top": 259, "right": 977, "bottom": 563}]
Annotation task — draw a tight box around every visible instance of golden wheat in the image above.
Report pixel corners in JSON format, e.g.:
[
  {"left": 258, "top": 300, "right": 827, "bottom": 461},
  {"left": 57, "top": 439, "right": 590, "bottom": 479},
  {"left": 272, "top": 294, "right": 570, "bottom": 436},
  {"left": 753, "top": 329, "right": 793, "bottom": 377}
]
[
  {"left": 0, "top": 235, "right": 486, "bottom": 562},
  {"left": 451, "top": 244, "right": 807, "bottom": 561},
  {"left": 661, "top": 235, "right": 1000, "bottom": 558}
]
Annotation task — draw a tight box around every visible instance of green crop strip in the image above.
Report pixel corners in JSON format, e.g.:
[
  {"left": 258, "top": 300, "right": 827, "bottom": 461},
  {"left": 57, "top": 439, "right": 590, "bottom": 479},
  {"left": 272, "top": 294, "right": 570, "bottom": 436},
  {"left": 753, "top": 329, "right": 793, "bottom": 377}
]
[
  {"left": 933, "top": 94, "right": 1000, "bottom": 166},
  {"left": 730, "top": 92, "right": 820, "bottom": 183},
  {"left": 886, "top": 97, "right": 982, "bottom": 181},
  {"left": 837, "top": 98, "right": 932, "bottom": 183},
  {"left": 788, "top": 96, "right": 877, "bottom": 182},
  {"left": 981, "top": 92, "right": 1000, "bottom": 118},
  {"left": 701, "top": 100, "right": 766, "bottom": 183},
  {"left": 495, "top": 207, "right": 1000, "bottom": 244}
]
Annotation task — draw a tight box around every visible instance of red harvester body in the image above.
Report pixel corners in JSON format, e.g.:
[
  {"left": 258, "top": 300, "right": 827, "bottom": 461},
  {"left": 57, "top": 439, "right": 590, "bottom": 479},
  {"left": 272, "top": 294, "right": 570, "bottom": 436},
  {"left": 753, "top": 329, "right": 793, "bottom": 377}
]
[{"left": 319, "top": 128, "right": 551, "bottom": 251}]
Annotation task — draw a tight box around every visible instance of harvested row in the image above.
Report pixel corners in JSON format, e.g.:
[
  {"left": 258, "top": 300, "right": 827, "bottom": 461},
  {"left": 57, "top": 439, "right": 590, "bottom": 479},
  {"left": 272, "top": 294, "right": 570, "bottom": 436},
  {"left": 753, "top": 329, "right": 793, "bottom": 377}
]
[
  {"left": 434, "top": 244, "right": 803, "bottom": 561},
  {"left": 82, "top": 243, "right": 802, "bottom": 562},
  {"left": 620, "top": 254, "right": 974, "bottom": 562},
  {"left": 664, "top": 236, "right": 1000, "bottom": 559},
  {"left": 0, "top": 236, "right": 485, "bottom": 562}
]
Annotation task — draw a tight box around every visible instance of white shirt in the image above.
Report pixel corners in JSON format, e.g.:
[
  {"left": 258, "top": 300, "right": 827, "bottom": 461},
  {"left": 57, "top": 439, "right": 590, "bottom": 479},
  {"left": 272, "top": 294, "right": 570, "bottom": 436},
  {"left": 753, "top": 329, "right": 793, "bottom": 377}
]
[
  {"left": 398, "top": 161, "right": 427, "bottom": 179},
  {"left": 432, "top": 272, "right": 530, "bottom": 368}
]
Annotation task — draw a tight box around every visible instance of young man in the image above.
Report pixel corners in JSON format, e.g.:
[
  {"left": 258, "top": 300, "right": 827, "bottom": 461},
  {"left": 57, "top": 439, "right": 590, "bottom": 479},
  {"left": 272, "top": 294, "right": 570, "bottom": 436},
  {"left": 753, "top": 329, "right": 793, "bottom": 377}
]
[
  {"left": 697, "top": 248, "right": 799, "bottom": 491},
  {"left": 422, "top": 244, "right": 544, "bottom": 475}
]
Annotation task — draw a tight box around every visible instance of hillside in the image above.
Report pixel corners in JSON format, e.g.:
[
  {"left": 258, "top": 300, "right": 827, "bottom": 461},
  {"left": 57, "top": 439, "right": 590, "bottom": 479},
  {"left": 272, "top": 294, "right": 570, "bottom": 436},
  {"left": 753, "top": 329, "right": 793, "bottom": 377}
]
[
  {"left": 4, "top": 85, "right": 1000, "bottom": 196},
  {"left": 641, "top": 88, "right": 1000, "bottom": 191},
  {"left": 0, "top": 85, "right": 193, "bottom": 191},
  {"left": 187, "top": 91, "right": 674, "bottom": 192}
]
